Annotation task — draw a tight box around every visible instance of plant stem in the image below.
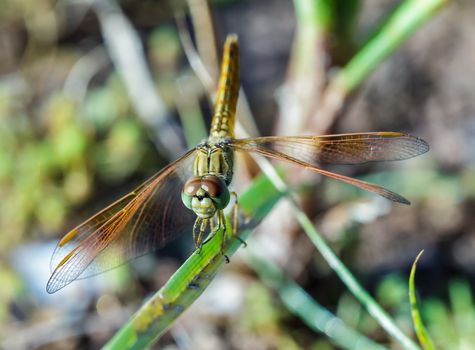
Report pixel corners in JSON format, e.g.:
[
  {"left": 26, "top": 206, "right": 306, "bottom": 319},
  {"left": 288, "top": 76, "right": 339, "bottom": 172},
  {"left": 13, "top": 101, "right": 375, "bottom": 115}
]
[
  {"left": 337, "top": 0, "right": 448, "bottom": 92},
  {"left": 409, "top": 251, "right": 435, "bottom": 349},
  {"left": 252, "top": 155, "right": 421, "bottom": 350},
  {"left": 103, "top": 174, "right": 283, "bottom": 349},
  {"left": 293, "top": 206, "right": 421, "bottom": 350},
  {"left": 246, "top": 247, "right": 390, "bottom": 350},
  {"left": 312, "top": 0, "right": 449, "bottom": 133}
]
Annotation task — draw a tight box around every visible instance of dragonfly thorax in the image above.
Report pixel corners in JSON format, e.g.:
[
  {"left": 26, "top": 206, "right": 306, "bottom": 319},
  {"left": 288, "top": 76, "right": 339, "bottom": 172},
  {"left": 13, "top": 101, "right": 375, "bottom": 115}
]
[
  {"left": 193, "top": 143, "right": 234, "bottom": 185},
  {"left": 181, "top": 175, "right": 230, "bottom": 219}
]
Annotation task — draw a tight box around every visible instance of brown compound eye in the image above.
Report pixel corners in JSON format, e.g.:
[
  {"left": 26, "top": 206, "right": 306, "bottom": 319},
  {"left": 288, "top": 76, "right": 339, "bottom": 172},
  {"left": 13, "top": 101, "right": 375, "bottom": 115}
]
[
  {"left": 200, "top": 176, "right": 230, "bottom": 210},
  {"left": 183, "top": 176, "right": 203, "bottom": 196},
  {"left": 201, "top": 176, "right": 225, "bottom": 197}
]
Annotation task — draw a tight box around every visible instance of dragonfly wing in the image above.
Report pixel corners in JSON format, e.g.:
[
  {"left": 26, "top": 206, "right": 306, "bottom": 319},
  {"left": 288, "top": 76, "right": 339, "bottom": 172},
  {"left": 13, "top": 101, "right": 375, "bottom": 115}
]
[
  {"left": 47, "top": 149, "right": 197, "bottom": 294},
  {"left": 231, "top": 132, "right": 429, "bottom": 165},
  {"left": 230, "top": 132, "right": 429, "bottom": 204}
]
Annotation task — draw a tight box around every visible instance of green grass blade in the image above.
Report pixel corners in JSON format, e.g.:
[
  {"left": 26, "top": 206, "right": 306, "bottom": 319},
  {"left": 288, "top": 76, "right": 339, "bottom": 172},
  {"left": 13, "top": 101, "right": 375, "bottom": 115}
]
[
  {"left": 313, "top": 0, "right": 449, "bottom": 133},
  {"left": 246, "top": 248, "right": 389, "bottom": 350},
  {"left": 103, "top": 174, "right": 283, "bottom": 349},
  {"left": 175, "top": 81, "right": 208, "bottom": 147},
  {"left": 335, "top": 0, "right": 449, "bottom": 92},
  {"left": 292, "top": 0, "right": 360, "bottom": 59},
  {"left": 292, "top": 205, "right": 421, "bottom": 350},
  {"left": 409, "top": 250, "right": 436, "bottom": 350},
  {"left": 250, "top": 157, "right": 421, "bottom": 350}
]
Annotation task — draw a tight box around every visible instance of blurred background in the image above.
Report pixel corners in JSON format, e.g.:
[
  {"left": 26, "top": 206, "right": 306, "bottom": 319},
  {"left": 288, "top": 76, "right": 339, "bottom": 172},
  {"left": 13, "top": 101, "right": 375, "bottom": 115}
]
[{"left": 1, "top": 0, "right": 474, "bottom": 349}]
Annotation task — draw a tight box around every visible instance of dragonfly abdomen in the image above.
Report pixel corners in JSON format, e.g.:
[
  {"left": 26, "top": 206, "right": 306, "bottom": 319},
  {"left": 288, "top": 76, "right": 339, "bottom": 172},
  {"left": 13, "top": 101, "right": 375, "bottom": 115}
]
[{"left": 210, "top": 34, "right": 239, "bottom": 139}]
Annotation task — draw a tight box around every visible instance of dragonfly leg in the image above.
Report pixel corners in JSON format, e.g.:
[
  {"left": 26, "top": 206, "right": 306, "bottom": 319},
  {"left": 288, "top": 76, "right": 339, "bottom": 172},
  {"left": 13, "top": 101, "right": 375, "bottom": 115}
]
[
  {"left": 230, "top": 191, "right": 246, "bottom": 248},
  {"left": 198, "top": 218, "right": 209, "bottom": 249},
  {"left": 193, "top": 218, "right": 209, "bottom": 252},
  {"left": 193, "top": 218, "right": 200, "bottom": 249},
  {"left": 217, "top": 210, "right": 230, "bottom": 263}
]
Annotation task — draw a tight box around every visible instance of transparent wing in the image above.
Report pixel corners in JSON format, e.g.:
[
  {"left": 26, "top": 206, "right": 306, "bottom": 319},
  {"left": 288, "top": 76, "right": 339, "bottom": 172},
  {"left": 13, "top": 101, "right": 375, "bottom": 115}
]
[
  {"left": 229, "top": 132, "right": 429, "bottom": 204},
  {"left": 231, "top": 132, "right": 429, "bottom": 165},
  {"left": 47, "top": 149, "right": 197, "bottom": 294}
]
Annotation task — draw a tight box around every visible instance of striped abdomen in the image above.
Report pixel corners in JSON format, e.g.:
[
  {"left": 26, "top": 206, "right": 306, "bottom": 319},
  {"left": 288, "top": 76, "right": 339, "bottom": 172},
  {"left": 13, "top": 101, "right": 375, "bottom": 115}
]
[{"left": 210, "top": 34, "right": 240, "bottom": 139}]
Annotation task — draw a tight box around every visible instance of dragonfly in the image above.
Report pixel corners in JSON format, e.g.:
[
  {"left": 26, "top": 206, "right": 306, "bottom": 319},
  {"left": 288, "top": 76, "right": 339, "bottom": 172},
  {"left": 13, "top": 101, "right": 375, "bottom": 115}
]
[{"left": 47, "top": 34, "right": 429, "bottom": 294}]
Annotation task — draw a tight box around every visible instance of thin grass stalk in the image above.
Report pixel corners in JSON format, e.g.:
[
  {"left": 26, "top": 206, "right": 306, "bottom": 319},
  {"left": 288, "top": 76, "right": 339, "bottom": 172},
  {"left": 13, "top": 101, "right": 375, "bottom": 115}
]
[
  {"left": 311, "top": 0, "right": 450, "bottom": 134},
  {"left": 175, "top": 76, "right": 208, "bottom": 147},
  {"left": 409, "top": 251, "right": 436, "bottom": 349},
  {"left": 92, "top": 0, "right": 185, "bottom": 157},
  {"left": 276, "top": 0, "right": 330, "bottom": 135},
  {"left": 245, "top": 246, "right": 390, "bottom": 350},
  {"left": 187, "top": 0, "right": 219, "bottom": 81},
  {"left": 292, "top": 205, "right": 420, "bottom": 350},
  {"left": 250, "top": 153, "right": 421, "bottom": 350}
]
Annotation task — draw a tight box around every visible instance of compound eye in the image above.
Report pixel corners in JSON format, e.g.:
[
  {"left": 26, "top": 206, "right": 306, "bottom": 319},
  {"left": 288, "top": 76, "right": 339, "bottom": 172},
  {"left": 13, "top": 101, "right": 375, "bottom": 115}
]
[
  {"left": 202, "top": 176, "right": 230, "bottom": 210},
  {"left": 183, "top": 176, "right": 202, "bottom": 196},
  {"left": 201, "top": 176, "right": 224, "bottom": 197}
]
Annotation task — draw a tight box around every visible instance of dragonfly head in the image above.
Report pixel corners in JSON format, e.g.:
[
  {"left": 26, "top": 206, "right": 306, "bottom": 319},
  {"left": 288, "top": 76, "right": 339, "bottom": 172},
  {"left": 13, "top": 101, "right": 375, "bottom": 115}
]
[{"left": 181, "top": 175, "right": 230, "bottom": 219}]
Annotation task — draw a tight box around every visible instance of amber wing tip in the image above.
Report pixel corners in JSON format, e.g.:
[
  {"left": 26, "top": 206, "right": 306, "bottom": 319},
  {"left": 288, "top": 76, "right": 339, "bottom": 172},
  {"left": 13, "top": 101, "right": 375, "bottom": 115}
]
[{"left": 58, "top": 228, "right": 78, "bottom": 247}]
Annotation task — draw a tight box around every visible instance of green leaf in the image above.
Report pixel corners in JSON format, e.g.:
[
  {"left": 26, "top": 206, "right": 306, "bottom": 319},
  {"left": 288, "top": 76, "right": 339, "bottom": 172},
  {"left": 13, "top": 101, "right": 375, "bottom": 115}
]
[
  {"left": 335, "top": 0, "right": 448, "bottom": 93},
  {"left": 246, "top": 248, "right": 389, "bottom": 350},
  {"left": 103, "top": 173, "right": 283, "bottom": 349},
  {"left": 409, "top": 250, "right": 436, "bottom": 350}
]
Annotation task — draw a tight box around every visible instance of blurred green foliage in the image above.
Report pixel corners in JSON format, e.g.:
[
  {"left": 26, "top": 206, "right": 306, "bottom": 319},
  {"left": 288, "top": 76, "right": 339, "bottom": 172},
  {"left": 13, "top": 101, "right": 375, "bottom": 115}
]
[
  {"left": 0, "top": 9, "right": 202, "bottom": 258},
  {"left": 0, "top": 52, "right": 163, "bottom": 256},
  {"left": 0, "top": 85, "right": 147, "bottom": 244}
]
